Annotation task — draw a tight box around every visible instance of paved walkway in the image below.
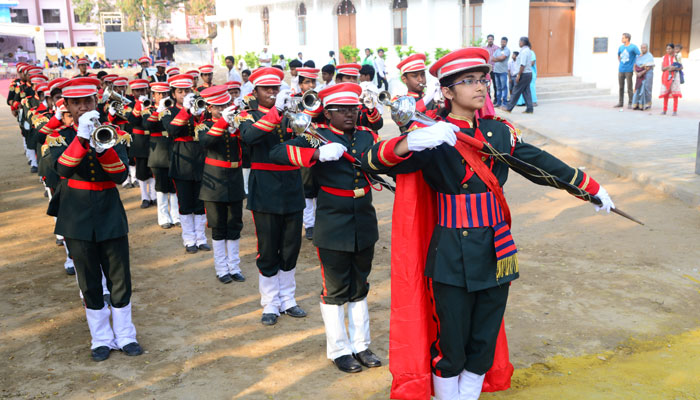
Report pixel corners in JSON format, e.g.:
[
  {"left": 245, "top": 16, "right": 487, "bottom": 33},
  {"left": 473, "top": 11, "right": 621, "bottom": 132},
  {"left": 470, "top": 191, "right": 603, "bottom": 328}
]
[{"left": 497, "top": 95, "right": 700, "bottom": 208}]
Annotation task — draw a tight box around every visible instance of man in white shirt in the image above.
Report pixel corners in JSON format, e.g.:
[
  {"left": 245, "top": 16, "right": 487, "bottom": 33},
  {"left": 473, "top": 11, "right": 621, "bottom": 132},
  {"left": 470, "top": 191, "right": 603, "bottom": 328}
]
[
  {"left": 374, "top": 49, "right": 387, "bottom": 90},
  {"left": 258, "top": 48, "right": 271, "bottom": 67},
  {"left": 225, "top": 55, "right": 242, "bottom": 82}
]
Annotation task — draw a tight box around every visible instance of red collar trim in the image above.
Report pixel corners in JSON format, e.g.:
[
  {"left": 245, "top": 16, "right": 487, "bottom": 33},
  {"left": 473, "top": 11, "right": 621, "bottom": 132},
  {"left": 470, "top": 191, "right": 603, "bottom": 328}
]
[
  {"left": 446, "top": 113, "right": 475, "bottom": 129},
  {"left": 329, "top": 124, "right": 344, "bottom": 135},
  {"left": 258, "top": 105, "right": 271, "bottom": 113},
  {"left": 407, "top": 91, "right": 421, "bottom": 99}
]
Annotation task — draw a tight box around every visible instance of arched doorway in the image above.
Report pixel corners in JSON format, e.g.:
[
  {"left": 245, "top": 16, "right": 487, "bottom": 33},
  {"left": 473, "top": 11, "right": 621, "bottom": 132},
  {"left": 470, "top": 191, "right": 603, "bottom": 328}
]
[
  {"left": 650, "top": 0, "right": 691, "bottom": 58},
  {"left": 336, "top": 0, "right": 356, "bottom": 63}
]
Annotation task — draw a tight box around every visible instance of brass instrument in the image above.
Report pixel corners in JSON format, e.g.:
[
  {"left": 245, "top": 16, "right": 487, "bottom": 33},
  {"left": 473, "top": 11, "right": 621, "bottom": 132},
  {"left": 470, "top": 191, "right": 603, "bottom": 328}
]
[
  {"left": 142, "top": 98, "right": 152, "bottom": 108},
  {"left": 163, "top": 97, "right": 174, "bottom": 108},
  {"left": 359, "top": 86, "right": 391, "bottom": 108},
  {"left": 301, "top": 90, "right": 321, "bottom": 111},
  {"left": 90, "top": 117, "right": 119, "bottom": 149},
  {"left": 100, "top": 86, "right": 132, "bottom": 118},
  {"left": 191, "top": 95, "right": 207, "bottom": 115}
]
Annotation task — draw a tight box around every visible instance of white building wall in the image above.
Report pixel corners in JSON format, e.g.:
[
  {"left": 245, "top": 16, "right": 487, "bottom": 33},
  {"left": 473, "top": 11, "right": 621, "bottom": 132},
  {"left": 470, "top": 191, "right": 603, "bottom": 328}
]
[{"left": 482, "top": 0, "right": 529, "bottom": 50}]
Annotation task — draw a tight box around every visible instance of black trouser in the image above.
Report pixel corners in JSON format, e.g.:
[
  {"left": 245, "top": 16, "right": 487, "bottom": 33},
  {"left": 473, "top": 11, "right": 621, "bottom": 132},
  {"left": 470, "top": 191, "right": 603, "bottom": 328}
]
[
  {"left": 134, "top": 157, "right": 152, "bottom": 181},
  {"left": 428, "top": 279, "right": 509, "bottom": 378},
  {"left": 65, "top": 236, "right": 131, "bottom": 310},
  {"left": 173, "top": 179, "right": 204, "bottom": 214},
  {"left": 252, "top": 210, "right": 302, "bottom": 277},
  {"left": 618, "top": 71, "right": 633, "bottom": 105},
  {"left": 506, "top": 73, "right": 533, "bottom": 112},
  {"left": 489, "top": 71, "right": 498, "bottom": 100},
  {"left": 152, "top": 167, "right": 176, "bottom": 193},
  {"left": 377, "top": 75, "right": 388, "bottom": 90},
  {"left": 318, "top": 244, "right": 374, "bottom": 305},
  {"left": 204, "top": 200, "right": 243, "bottom": 240}
]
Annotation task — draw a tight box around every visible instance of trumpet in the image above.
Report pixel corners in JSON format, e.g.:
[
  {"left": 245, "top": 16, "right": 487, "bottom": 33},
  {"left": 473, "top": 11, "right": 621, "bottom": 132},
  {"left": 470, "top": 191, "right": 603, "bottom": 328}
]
[
  {"left": 142, "top": 98, "right": 152, "bottom": 108},
  {"left": 90, "top": 117, "right": 119, "bottom": 149},
  {"left": 301, "top": 90, "right": 321, "bottom": 111},
  {"left": 100, "top": 86, "right": 132, "bottom": 118},
  {"left": 163, "top": 97, "right": 174, "bottom": 108},
  {"left": 191, "top": 95, "right": 207, "bottom": 115},
  {"left": 359, "top": 86, "right": 391, "bottom": 108}
]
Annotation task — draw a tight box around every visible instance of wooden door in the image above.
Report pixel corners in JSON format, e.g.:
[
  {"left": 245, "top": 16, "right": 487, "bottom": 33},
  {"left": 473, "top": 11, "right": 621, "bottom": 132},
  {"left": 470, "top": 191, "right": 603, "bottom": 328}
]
[
  {"left": 529, "top": 1, "right": 575, "bottom": 77},
  {"left": 650, "top": 0, "right": 691, "bottom": 58},
  {"left": 337, "top": 14, "right": 356, "bottom": 62}
]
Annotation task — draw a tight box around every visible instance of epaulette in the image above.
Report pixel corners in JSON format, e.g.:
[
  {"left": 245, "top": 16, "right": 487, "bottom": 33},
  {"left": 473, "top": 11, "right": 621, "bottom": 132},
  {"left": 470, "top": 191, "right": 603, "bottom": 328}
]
[
  {"left": 32, "top": 114, "right": 49, "bottom": 127},
  {"left": 356, "top": 125, "right": 380, "bottom": 143},
  {"left": 21, "top": 98, "right": 29, "bottom": 106},
  {"left": 235, "top": 112, "right": 254, "bottom": 124},
  {"left": 194, "top": 123, "right": 209, "bottom": 140},
  {"left": 300, "top": 133, "right": 321, "bottom": 148},
  {"left": 142, "top": 108, "right": 151, "bottom": 117},
  {"left": 44, "top": 134, "right": 68, "bottom": 149},
  {"left": 485, "top": 115, "right": 522, "bottom": 145},
  {"left": 159, "top": 108, "right": 171, "bottom": 119},
  {"left": 117, "top": 131, "right": 132, "bottom": 145}
]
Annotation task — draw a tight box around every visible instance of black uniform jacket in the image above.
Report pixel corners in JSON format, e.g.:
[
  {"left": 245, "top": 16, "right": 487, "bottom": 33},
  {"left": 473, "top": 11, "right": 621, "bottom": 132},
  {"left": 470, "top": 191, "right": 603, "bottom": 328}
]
[
  {"left": 126, "top": 100, "right": 150, "bottom": 158},
  {"left": 159, "top": 105, "right": 205, "bottom": 181},
  {"left": 197, "top": 117, "right": 246, "bottom": 203},
  {"left": 143, "top": 108, "right": 172, "bottom": 169}
]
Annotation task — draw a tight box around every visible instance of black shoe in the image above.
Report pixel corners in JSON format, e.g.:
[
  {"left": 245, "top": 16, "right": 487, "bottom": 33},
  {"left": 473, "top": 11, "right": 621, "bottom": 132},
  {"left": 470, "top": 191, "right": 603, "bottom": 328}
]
[
  {"left": 333, "top": 354, "right": 362, "bottom": 373},
  {"left": 160, "top": 223, "right": 173, "bottom": 229},
  {"left": 218, "top": 274, "right": 233, "bottom": 284},
  {"left": 613, "top": 103, "right": 623, "bottom": 108},
  {"left": 140, "top": 200, "right": 151, "bottom": 209},
  {"left": 283, "top": 305, "right": 307, "bottom": 318},
  {"left": 56, "top": 238, "right": 64, "bottom": 246},
  {"left": 353, "top": 349, "right": 382, "bottom": 368},
  {"left": 305, "top": 227, "right": 314, "bottom": 240},
  {"left": 261, "top": 313, "right": 278, "bottom": 326},
  {"left": 65, "top": 266, "right": 75, "bottom": 275},
  {"left": 185, "top": 245, "right": 198, "bottom": 254},
  {"left": 523, "top": 110, "right": 533, "bottom": 114},
  {"left": 174, "top": 222, "right": 182, "bottom": 227},
  {"left": 197, "top": 243, "right": 211, "bottom": 251},
  {"left": 91, "top": 346, "right": 111, "bottom": 362},
  {"left": 30, "top": 166, "right": 38, "bottom": 173},
  {"left": 150, "top": 200, "right": 157, "bottom": 206},
  {"left": 121, "top": 342, "right": 143, "bottom": 356},
  {"left": 230, "top": 272, "right": 246, "bottom": 282}
]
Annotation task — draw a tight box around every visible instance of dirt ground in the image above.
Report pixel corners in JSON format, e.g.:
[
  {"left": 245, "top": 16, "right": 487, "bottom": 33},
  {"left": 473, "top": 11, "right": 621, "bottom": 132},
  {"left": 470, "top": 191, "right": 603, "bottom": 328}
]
[{"left": 1, "top": 103, "right": 699, "bottom": 400}]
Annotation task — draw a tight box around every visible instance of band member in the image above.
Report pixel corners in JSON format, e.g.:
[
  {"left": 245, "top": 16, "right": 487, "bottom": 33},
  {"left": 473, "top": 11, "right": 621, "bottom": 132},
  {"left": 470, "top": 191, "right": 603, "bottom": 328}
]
[
  {"left": 153, "top": 60, "right": 168, "bottom": 82},
  {"left": 74, "top": 58, "right": 91, "bottom": 77},
  {"left": 239, "top": 67, "right": 307, "bottom": 326},
  {"left": 127, "top": 79, "right": 157, "bottom": 208},
  {"left": 20, "top": 73, "right": 48, "bottom": 173},
  {"left": 317, "top": 64, "right": 335, "bottom": 92},
  {"left": 159, "top": 74, "right": 209, "bottom": 253},
  {"left": 50, "top": 77, "right": 143, "bottom": 361},
  {"left": 166, "top": 67, "right": 180, "bottom": 78},
  {"left": 362, "top": 48, "right": 615, "bottom": 399},
  {"left": 136, "top": 57, "right": 153, "bottom": 81},
  {"left": 396, "top": 53, "right": 440, "bottom": 114},
  {"left": 187, "top": 70, "right": 200, "bottom": 91},
  {"left": 335, "top": 64, "right": 383, "bottom": 131},
  {"left": 270, "top": 82, "right": 382, "bottom": 373},
  {"left": 197, "top": 65, "right": 214, "bottom": 92},
  {"left": 225, "top": 81, "right": 241, "bottom": 101},
  {"left": 144, "top": 82, "right": 180, "bottom": 228},
  {"left": 7, "top": 62, "right": 27, "bottom": 112},
  {"left": 196, "top": 86, "right": 246, "bottom": 283},
  {"left": 26, "top": 81, "right": 51, "bottom": 175},
  {"left": 107, "top": 77, "right": 138, "bottom": 188}
]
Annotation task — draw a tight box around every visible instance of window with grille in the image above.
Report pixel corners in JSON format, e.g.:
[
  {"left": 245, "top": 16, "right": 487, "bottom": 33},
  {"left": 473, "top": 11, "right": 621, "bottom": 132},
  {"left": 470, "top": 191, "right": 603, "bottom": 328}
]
[
  {"left": 337, "top": 0, "right": 356, "bottom": 15},
  {"left": 392, "top": 0, "right": 407, "bottom": 45},
  {"left": 298, "top": 3, "right": 307, "bottom": 46},
  {"left": 42, "top": 9, "right": 61, "bottom": 23},
  {"left": 468, "top": 0, "right": 482, "bottom": 45},
  {"left": 10, "top": 9, "right": 29, "bottom": 23}
]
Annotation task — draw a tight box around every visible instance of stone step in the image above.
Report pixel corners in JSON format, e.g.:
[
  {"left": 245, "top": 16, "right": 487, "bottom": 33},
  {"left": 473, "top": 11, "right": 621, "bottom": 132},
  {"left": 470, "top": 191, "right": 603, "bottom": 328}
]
[
  {"left": 536, "top": 76, "right": 582, "bottom": 84},
  {"left": 536, "top": 82, "right": 597, "bottom": 92},
  {"left": 536, "top": 88, "right": 610, "bottom": 100}
]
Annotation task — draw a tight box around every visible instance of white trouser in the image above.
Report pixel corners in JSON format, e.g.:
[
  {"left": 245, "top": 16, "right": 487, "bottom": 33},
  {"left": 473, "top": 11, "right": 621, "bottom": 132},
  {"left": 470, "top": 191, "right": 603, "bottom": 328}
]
[
  {"left": 212, "top": 239, "right": 228, "bottom": 277},
  {"left": 111, "top": 302, "right": 138, "bottom": 348},
  {"left": 226, "top": 239, "right": 241, "bottom": 275},
  {"left": 347, "top": 298, "right": 371, "bottom": 354},
  {"left": 458, "top": 370, "right": 485, "bottom": 400},
  {"left": 85, "top": 306, "right": 117, "bottom": 350},
  {"left": 156, "top": 192, "right": 172, "bottom": 226},
  {"left": 27, "top": 149, "right": 37, "bottom": 167},
  {"left": 194, "top": 214, "right": 208, "bottom": 246},
  {"left": 259, "top": 273, "right": 281, "bottom": 315},
  {"left": 169, "top": 194, "right": 180, "bottom": 224},
  {"left": 433, "top": 374, "right": 460, "bottom": 400},
  {"left": 303, "top": 198, "right": 316, "bottom": 228},
  {"left": 139, "top": 178, "right": 156, "bottom": 201},
  {"left": 319, "top": 303, "right": 352, "bottom": 360},
  {"left": 180, "top": 214, "right": 196, "bottom": 247},
  {"left": 278, "top": 268, "right": 297, "bottom": 311},
  {"left": 242, "top": 168, "right": 250, "bottom": 195},
  {"left": 129, "top": 165, "right": 136, "bottom": 182}
]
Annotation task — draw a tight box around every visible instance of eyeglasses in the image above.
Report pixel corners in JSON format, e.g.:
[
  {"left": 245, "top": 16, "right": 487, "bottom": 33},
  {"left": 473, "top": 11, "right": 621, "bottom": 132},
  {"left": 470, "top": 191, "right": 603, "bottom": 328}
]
[
  {"left": 326, "top": 107, "right": 360, "bottom": 115},
  {"left": 447, "top": 78, "right": 491, "bottom": 88}
]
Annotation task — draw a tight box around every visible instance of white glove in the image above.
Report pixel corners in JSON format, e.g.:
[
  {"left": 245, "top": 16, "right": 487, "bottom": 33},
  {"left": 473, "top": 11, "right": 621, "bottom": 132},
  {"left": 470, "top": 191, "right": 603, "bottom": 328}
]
[
  {"left": 406, "top": 121, "right": 459, "bottom": 152},
  {"left": 108, "top": 104, "right": 117, "bottom": 116},
  {"left": 275, "top": 89, "right": 292, "bottom": 111},
  {"left": 89, "top": 137, "right": 108, "bottom": 154},
  {"left": 55, "top": 107, "right": 63, "bottom": 121},
  {"left": 138, "top": 95, "right": 149, "bottom": 104},
  {"left": 221, "top": 105, "right": 237, "bottom": 123},
  {"left": 593, "top": 186, "right": 615, "bottom": 213},
  {"left": 192, "top": 107, "right": 204, "bottom": 117},
  {"left": 77, "top": 110, "right": 100, "bottom": 140},
  {"left": 423, "top": 82, "right": 440, "bottom": 104},
  {"left": 233, "top": 97, "right": 242, "bottom": 108},
  {"left": 23, "top": 120, "right": 30, "bottom": 130},
  {"left": 318, "top": 142, "right": 347, "bottom": 162},
  {"left": 157, "top": 98, "right": 169, "bottom": 113},
  {"left": 183, "top": 93, "right": 195, "bottom": 110}
]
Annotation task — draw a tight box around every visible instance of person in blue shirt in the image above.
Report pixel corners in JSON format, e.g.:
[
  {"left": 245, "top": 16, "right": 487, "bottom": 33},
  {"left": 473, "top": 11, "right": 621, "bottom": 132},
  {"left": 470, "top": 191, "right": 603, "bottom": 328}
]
[{"left": 615, "top": 33, "right": 640, "bottom": 108}]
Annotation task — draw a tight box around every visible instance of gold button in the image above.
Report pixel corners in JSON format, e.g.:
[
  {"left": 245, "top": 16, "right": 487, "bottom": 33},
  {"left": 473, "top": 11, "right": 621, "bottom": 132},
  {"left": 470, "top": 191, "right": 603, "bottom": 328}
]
[
  {"left": 461, "top": 159, "right": 466, "bottom": 165},
  {"left": 354, "top": 179, "right": 359, "bottom": 183},
  {"left": 90, "top": 170, "right": 95, "bottom": 173},
  {"left": 351, "top": 143, "right": 355, "bottom": 147},
  {"left": 462, "top": 183, "right": 468, "bottom": 189},
  {"left": 352, "top": 149, "right": 356, "bottom": 154},
  {"left": 481, "top": 156, "right": 487, "bottom": 161},
  {"left": 487, "top": 131, "right": 493, "bottom": 137},
  {"left": 356, "top": 172, "right": 361, "bottom": 176},
  {"left": 462, "top": 231, "right": 468, "bottom": 237},
  {"left": 90, "top": 177, "right": 95, "bottom": 181},
  {"left": 88, "top": 156, "right": 93, "bottom": 160},
  {"left": 89, "top": 162, "right": 94, "bottom": 166}
]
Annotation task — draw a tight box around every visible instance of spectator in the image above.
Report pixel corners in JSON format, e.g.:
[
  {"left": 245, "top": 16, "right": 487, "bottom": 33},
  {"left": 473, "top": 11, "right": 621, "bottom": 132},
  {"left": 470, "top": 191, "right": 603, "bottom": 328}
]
[
  {"left": 362, "top": 48, "right": 374, "bottom": 66},
  {"left": 615, "top": 32, "right": 640, "bottom": 108},
  {"left": 659, "top": 43, "right": 682, "bottom": 116},
  {"left": 631, "top": 43, "right": 654, "bottom": 110},
  {"left": 503, "top": 37, "right": 534, "bottom": 114},
  {"left": 491, "top": 37, "right": 510, "bottom": 107},
  {"left": 318, "top": 64, "right": 336, "bottom": 91},
  {"left": 483, "top": 34, "right": 499, "bottom": 102},
  {"left": 359, "top": 64, "right": 375, "bottom": 83},
  {"left": 240, "top": 69, "right": 253, "bottom": 97},
  {"left": 508, "top": 51, "right": 519, "bottom": 97},
  {"left": 279, "top": 54, "right": 287, "bottom": 70},
  {"left": 237, "top": 56, "right": 247, "bottom": 71},
  {"left": 258, "top": 47, "right": 272, "bottom": 67},
  {"left": 374, "top": 49, "right": 388, "bottom": 90},
  {"left": 297, "top": 52, "right": 304, "bottom": 63},
  {"left": 225, "top": 55, "right": 242, "bottom": 82},
  {"left": 673, "top": 44, "right": 684, "bottom": 84},
  {"left": 303, "top": 60, "right": 315, "bottom": 68},
  {"left": 328, "top": 50, "right": 337, "bottom": 66},
  {"left": 289, "top": 59, "right": 302, "bottom": 93},
  {"left": 516, "top": 47, "right": 537, "bottom": 107}
]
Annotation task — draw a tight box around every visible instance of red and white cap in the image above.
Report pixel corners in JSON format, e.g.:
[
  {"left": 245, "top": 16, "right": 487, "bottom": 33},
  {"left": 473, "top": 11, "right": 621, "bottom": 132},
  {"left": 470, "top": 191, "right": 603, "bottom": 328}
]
[
  {"left": 129, "top": 79, "right": 150, "bottom": 90},
  {"left": 27, "top": 66, "right": 43, "bottom": 76},
  {"left": 397, "top": 53, "right": 427, "bottom": 75},
  {"left": 35, "top": 83, "right": 49, "bottom": 93},
  {"left": 200, "top": 85, "right": 231, "bottom": 106},
  {"left": 168, "top": 74, "right": 193, "bottom": 88},
  {"left": 166, "top": 67, "right": 180, "bottom": 76},
  {"left": 318, "top": 82, "right": 362, "bottom": 106},
  {"left": 30, "top": 75, "right": 48, "bottom": 84},
  {"left": 49, "top": 77, "right": 69, "bottom": 92},
  {"left": 77, "top": 58, "right": 89, "bottom": 65},
  {"left": 249, "top": 67, "right": 284, "bottom": 88},
  {"left": 103, "top": 74, "right": 119, "bottom": 83},
  {"left": 335, "top": 63, "right": 361, "bottom": 77},
  {"left": 59, "top": 77, "right": 101, "bottom": 98},
  {"left": 150, "top": 82, "right": 169, "bottom": 92},
  {"left": 429, "top": 47, "right": 491, "bottom": 79},
  {"left": 186, "top": 69, "right": 199, "bottom": 78},
  {"left": 112, "top": 77, "right": 128, "bottom": 87},
  {"left": 138, "top": 56, "right": 151, "bottom": 65},
  {"left": 56, "top": 98, "right": 67, "bottom": 112},
  {"left": 16, "top": 63, "right": 28, "bottom": 72},
  {"left": 296, "top": 67, "right": 319, "bottom": 80},
  {"left": 225, "top": 81, "right": 241, "bottom": 90},
  {"left": 155, "top": 60, "right": 167, "bottom": 68},
  {"left": 198, "top": 65, "right": 214, "bottom": 74}
]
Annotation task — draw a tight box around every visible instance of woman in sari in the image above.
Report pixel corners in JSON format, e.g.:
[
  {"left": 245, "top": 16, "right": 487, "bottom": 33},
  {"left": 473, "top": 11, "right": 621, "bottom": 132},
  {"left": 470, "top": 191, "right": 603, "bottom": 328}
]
[
  {"left": 659, "top": 43, "right": 682, "bottom": 116},
  {"left": 632, "top": 43, "right": 654, "bottom": 110}
]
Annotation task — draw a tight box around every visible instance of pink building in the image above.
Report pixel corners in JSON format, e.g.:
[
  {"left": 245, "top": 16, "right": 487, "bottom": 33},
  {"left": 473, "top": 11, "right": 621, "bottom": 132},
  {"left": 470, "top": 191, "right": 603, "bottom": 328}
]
[{"left": 10, "top": 0, "right": 102, "bottom": 49}]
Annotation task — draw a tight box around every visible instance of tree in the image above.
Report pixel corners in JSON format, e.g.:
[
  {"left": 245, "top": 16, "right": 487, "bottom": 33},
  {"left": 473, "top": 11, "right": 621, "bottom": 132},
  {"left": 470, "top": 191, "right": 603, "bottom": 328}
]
[
  {"left": 116, "top": 0, "right": 180, "bottom": 55},
  {"left": 73, "top": 0, "right": 115, "bottom": 24}
]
